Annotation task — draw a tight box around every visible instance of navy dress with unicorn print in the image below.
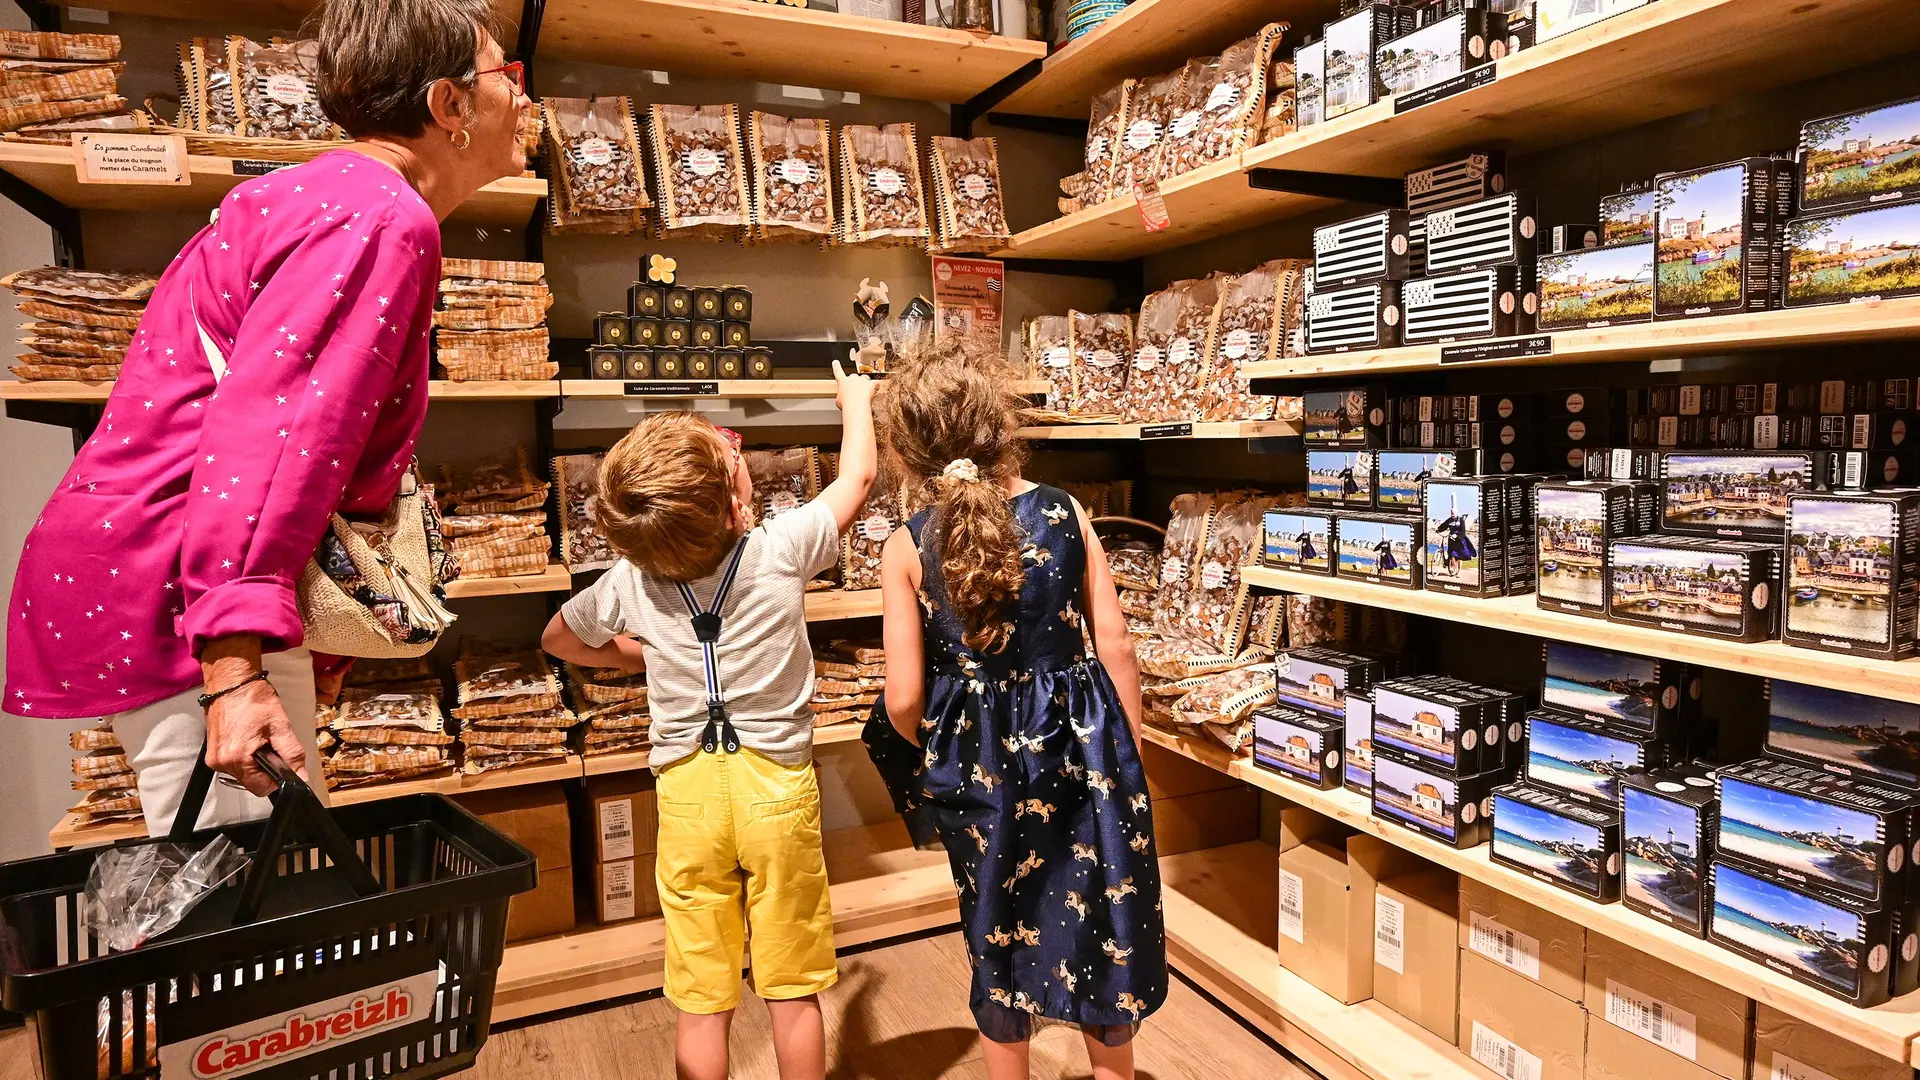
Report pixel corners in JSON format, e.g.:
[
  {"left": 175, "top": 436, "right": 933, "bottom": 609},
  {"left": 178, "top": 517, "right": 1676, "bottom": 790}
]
[{"left": 864, "top": 483, "right": 1167, "bottom": 1042}]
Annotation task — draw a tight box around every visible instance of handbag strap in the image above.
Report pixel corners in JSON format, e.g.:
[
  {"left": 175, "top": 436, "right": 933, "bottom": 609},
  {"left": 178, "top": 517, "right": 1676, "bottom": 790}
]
[{"left": 674, "top": 537, "right": 751, "bottom": 755}]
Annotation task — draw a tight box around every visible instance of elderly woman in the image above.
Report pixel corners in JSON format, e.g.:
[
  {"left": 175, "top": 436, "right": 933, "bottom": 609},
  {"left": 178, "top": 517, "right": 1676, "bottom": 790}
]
[{"left": 1, "top": 0, "right": 530, "bottom": 833}]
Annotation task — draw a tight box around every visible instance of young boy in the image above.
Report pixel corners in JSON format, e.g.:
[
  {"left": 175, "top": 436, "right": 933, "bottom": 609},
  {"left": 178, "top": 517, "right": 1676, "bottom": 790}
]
[{"left": 542, "top": 361, "right": 876, "bottom": 1080}]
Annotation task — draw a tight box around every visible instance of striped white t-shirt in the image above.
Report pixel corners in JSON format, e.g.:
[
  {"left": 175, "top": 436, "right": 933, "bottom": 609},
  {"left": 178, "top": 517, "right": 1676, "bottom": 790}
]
[{"left": 561, "top": 500, "right": 840, "bottom": 769}]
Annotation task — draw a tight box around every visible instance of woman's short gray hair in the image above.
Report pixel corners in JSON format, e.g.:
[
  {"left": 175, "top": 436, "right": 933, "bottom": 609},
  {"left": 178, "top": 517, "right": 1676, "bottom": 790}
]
[{"left": 310, "top": 0, "right": 500, "bottom": 138}]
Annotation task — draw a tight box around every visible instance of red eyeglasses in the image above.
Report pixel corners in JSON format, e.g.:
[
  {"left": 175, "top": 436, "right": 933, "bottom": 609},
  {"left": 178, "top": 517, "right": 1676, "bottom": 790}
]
[
  {"left": 475, "top": 60, "right": 525, "bottom": 94},
  {"left": 715, "top": 426, "right": 743, "bottom": 451}
]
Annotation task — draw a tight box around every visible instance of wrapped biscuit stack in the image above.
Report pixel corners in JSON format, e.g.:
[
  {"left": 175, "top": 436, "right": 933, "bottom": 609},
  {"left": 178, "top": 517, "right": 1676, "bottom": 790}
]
[
  {"left": 812, "top": 639, "right": 884, "bottom": 728},
  {"left": 4, "top": 267, "right": 154, "bottom": 382},
  {"left": 433, "top": 258, "right": 555, "bottom": 381},
  {"left": 436, "top": 447, "right": 554, "bottom": 579},
  {"left": 566, "top": 661, "right": 651, "bottom": 758},
  {"left": 0, "top": 30, "right": 135, "bottom": 141},
  {"left": 326, "top": 658, "right": 455, "bottom": 788},
  {"left": 68, "top": 724, "right": 141, "bottom": 827},
  {"left": 452, "top": 646, "right": 577, "bottom": 774}
]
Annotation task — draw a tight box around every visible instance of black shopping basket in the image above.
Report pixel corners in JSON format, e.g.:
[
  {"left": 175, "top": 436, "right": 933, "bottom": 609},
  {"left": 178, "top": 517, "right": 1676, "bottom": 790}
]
[{"left": 0, "top": 749, "right": 536, "bottom": 1080}]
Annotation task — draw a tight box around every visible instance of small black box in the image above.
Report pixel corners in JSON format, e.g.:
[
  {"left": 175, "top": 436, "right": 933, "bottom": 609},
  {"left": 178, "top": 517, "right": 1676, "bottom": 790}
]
[
  {"left": 723, "top": 286, "right": 754, "bottom": 322},
  {"left": 1765, "top": 678, "right": 1920, "bottom": 789},
  {"left": 628, "top": 282, "right": 665, "bottom": 317},
  {"left": 1372, "top": 747, "right": 1497, "bottom": 848},
  {"left": 1373, "top": 678, "right": 1484, "bottom": 773},
  {"left": 1308, "top": 449, "right": 1376, "bottom": 509},
  {"left": 1253, "top": 706, "right": 1345, "bottom": 790},
  {"left": 1406, "top": 151, "right": 1508, "bottom": 217},
  {"left": 723, "top": 321, "right": 751, "bottom": 348},
  {"left": 1424, "top": 475, "right": 1507, "bottom": 597},
  {"left": 1263, "top": 508, "right": 1338, "bottom": 575},
  {"left": 1660, "top": 451, "right": 1817, "bottom": 541},
  {"left": 1523, "top": 710, "right": 1674, "bottom": 806},
  {"left": 1492, "top": 783, "right": 1625, "bottom": 902},
  {"left": 1621, "top": 765, "right": 1719, "bottom": 937},
  {"left": 1716, "top": 759, "right": 1916, "bottom": 907},
  {"left": 1539, "top": 640, "right": 1690, "bottom": 738},
  {"left": 1537, "top": 242, "right": 1655, "bottom": 330},
  {"left": 1599, "top": 184, "right": 1656, "bottom": 245},
  {"left": 1847, "top": 411, "right": 1920, "bottom": 451},
  {"left": 1535, "top": 480, "right": 1639, "bottom": 618},
  {"left": 1786, "top": 202, "right": 1920, "bottom": 308},
  {"left": 1345, "top": 691, "right": 1376, "bottom": 796},
  {"left": 1547, "top": 223, "right": 1602, "bottom": 253},
  {"left": 594, "top": 312, "right": 630, "bottom": 347},
  {"left": 629, "top": 317, "right": 663, "bottom": 347},
  {"left": 665, "top": 286, "right": 694, "bottom": 319},
  {"left": 1836, "top": 448, "right": 1920, "bottom": 489},
  {"left": 745, "top": 346, "right": 775, "bottom": 379},
  {"left": 1273, "top": 644, "right": 1385, "bottom": 719},
  {"left": 691, "top": 286, "right": 725, "bottom": 320},
  {"left": 1303, "top": 387, "right": 1386, "bottom": 448},
  {"left": 1401, "top": 265, "right": 1537, "bottom": 344},
  {"left": 1653, "top": 158, "right": 1786, "bottom": 320},
  {"left": 1607, "top": 535, "right": 1782, "bottom": 642},
  {"left": 1708, "top": 860, "right": 1920, "bottom": 1007},
  {"left": 683, "top": 348, "right": 716, "bottom": 379},
  {"left": 653, "top": 348, "right": 685, "bottom": 379},
  {"left": 1784, "top": 489, "right": 1920, "bottom": 660},
  {"left": 1334, "top": 512, "right": 1423, "bottom": 589},
  {"left": 623, "top": 348, "right": 654, "bottom": 380},
  {"left": 1421, "top": 191, "right": 1539, "bottom": 275},
  {"left": 714, "top": 349, "right": 745, "bottom": 379},
  {"left": 1797, "top": 93, "right": 1920, "bottom": 214},
  {"left": 1306, "top": 281, "right": 1402, "bottom": 354},
  {"left": 638, "top": 252, "right": 678, "bottom": 285},
  {"left": 1377, "top": 449, "right": 1470, "bottom": 512},
  {"left": 1313, "top": 209, "right": 1412, "bottom": 287},
  {"left": 691, "top": 321, "right": 722, "bottom": 348},
  {"left": 1323, "top": 2, "right": 1417, "bottom": 121},
  {"left": 661, "top": 320, "right": 691, "bottom": 348},
  {"left": 586, "top": 345, "right": 623, "bottom": 379}
]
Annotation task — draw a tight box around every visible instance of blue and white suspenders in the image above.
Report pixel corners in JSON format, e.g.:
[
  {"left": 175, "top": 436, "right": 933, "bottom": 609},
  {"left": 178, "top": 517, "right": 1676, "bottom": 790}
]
[{"left": 676, "top": 537, "right": 751, "bottom": 755}]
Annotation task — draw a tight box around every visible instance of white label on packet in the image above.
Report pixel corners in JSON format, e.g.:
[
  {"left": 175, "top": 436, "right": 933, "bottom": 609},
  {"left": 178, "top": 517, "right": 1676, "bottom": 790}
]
[
  {"left": 1168, "top": 337, "right": 1195, "bottom": 365},
  {"left": 1468, "top": 912, "right": 1540, "bottom": 980},
  {"left": 960, "top": 173, "right": 991, "bottom": 201},
  {"left": 872, "top": 167, "right": 906, "bottom": 195},
  {"left": 1042, "top": 345, "right": 1072, "bottom": 369},
  {"left": 1374, "top": 894, "right": 1405, "bottom": 974},
  {"left": 1277, "top": 869, "right": 1305, "bottom": 943},
  {"left": 775, "top": 157, "right": 816, "bottom": 184},
  {"left": 1200, "top": 561, "right": 1230, "bottom": 590},
  {"left": 264, "top": 73, "right": 310, "bottom": 106},
  {"left": 1123, "top": 118, "right": 1162, "bottom": 150},
  {"left": 1605, "top": 979, "right": 1696, "bottom": 1059},
  {"left": 1470, "top": 1022, "right": 1542, "bottom": 1080},
  {"left": 1770, "top": 1054, "right": 1841, "bottom": 1080},
  {"left": 575, "top": 136, "right": 613, "bottom": 167},
  {"left": 1134, "top": 344, "right": 1163, "bottom": 371},
  {"left": 858, "top": 515, "right": 892, "bottom": 542},
  {"left": 1160, "top": 557, "right": 1187, "bottom": 585},
  {"left": 687, "top": 147, "right": 722, "bottom": 177},
  {"left": 599, "top": 797, "right": 635, "bottom": 862},
  {"left": 1205, "top": 82, "right": 1241, "bottom": 113},
  {"left": 767, "top": 490, "right": 801, "bottom": 516},
  {"left": 1168, "top": 110, "right": 1201, "bottom": 139},
  {"left": 1089, "top": 348, "right": 1121, "bottom": 368},
  {"left": 603, "top": 859, "right": 636, "bottom": 921},
  {"left": 1222, "top": 327, "right": 1253, "bottom": 360}
]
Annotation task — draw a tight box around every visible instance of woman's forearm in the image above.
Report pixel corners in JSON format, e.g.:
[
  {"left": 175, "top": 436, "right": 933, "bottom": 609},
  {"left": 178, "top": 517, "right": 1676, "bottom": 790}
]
[{"left": 201, "top": 635, "right": 265, "bottom": 691}]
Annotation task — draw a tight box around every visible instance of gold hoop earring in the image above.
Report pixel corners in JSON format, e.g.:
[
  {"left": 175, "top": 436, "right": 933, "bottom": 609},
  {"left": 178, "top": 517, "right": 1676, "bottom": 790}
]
[{"left": 451, "top": 129, "right": 471, "bottom": 150}]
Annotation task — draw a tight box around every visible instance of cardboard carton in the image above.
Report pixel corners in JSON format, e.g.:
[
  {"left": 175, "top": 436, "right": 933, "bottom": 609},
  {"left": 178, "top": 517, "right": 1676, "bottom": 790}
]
[
  {"left": 1279, "top": 835, "right": 1422, "bottom": 1004},
  {"left": 571, "top": 771, "right": 660, "bottom": 865},
  {"left": 1585, "top": 1013, "right": 1721, "bottom": 1080},
  {"left": 1582, "top": 934, "right": 1752, "bottom": 1080},
  {"left": 1457, "top": 876, "right": 1585, "bottom": 1001},
  {"left": 1752, "top": 1003, "right": 1908, "bottom": 1080},
  {"left": 1459, "top": 949, "right": 1587, "bottom": 1080},
  {"left": 455, "top": 785, "right": 575, "bottom": 942},
  {"left": 1373, "top": 869, "right": 1460, "bottom": 1042}
]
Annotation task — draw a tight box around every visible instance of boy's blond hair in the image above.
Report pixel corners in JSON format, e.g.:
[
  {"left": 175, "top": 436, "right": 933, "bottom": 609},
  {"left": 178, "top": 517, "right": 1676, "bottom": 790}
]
[{"left": 596, "top": 412, "right": 737, "bottom": 581}]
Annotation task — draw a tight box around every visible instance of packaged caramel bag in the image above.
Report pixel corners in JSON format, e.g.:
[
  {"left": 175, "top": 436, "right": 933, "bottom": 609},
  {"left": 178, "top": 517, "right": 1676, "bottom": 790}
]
[
  {"left": 1110, "top": 69, "right": 1183, "bottom": 198},
  {"left": 838, "top": 122, "right": 928, "bottom": 246},
  {"left": 1163, "top": 272, "right": 1230, "bottom": 419},
  {"left": 546, "top": 96, "right": 649, "bottom": 234},
  {"left": 1198, "top": 258, "right": 1308, "bottom": 421},
  {"left": 751, "top": 112, "right": 834, "bottom": 243},
  {"left": 747, "top": 447, "right": 821, "bottom": 523},
  {"left": 552, "top": 452, "right": 618, "bottom": 574},
  {"left": 1123, "top": 285, "right": 1185, "bottom": 423},
  {"left": 651, "top": 103, "right": 750, "bottom": 238},
  {"left": 1151, "top": 492, "right": 1212, "bottom": 636},
  {"left": 1068, "top": 310, "right": 1130, "bottom": 419},
  {"left": 1157, "top": 56, "right": 1218, "bottom": 180},
  {"left": 1027, "top": 315, "right": 1073, "bottom": 416},
  {"left": 929, "top": 136, "right": 1010, "bottom": 253},
  {"left": 1083, "top": 81, "right": 1133, "bottom": 204},
  {"left": 192, "top": 37, "right": 235, "bottom": 135},
  {"left": 232, "top": 37, "right": 338, "bottom": 141},
  {"left": 843, "top": 484, "right": 900, "bottom": 591},
  {"left": 1193, "top": 26, "right": 1286, "bottom": 163},
  {"left": 1261, "top": 59, "right": 1297, "bottom": 145}
]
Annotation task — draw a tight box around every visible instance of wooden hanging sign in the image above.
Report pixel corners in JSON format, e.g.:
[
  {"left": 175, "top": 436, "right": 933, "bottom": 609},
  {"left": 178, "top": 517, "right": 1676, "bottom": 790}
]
[{"left": 72, "top": 132, "right": 189, "bottom": 186}]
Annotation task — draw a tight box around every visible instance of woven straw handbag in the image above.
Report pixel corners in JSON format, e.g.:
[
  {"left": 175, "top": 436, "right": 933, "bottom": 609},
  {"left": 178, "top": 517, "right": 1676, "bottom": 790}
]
[{"left": 296, "top": 470, "right": 457, "bottom": 658}]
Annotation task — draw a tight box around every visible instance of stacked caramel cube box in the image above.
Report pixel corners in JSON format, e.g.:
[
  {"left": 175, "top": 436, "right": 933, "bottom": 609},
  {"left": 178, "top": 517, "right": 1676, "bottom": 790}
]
[{"left": 587, "top": 254, "right": 769, "bottom": 381}]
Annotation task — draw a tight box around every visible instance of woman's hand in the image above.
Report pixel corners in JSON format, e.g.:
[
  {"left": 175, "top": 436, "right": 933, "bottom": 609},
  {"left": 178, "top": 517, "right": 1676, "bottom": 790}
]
[{"left": 205, "top": 677, "right": 309, "bottom": 797}]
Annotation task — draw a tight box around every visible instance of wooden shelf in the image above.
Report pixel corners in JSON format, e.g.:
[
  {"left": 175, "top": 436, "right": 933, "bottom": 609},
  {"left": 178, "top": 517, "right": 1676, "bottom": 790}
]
[
  {"left": 993, "top": 0, "right": 1341, "bottom": 120},
  {"left": 537, "top": 0, "right": 1044, "bottom": 103},
  {"left": 562, "top": 378, "right": 1049, "bottom": 399},
  {"left": 1143, "top": 728, "right": 1920, "bottom": 1065},
  {"left": 492, "top": 818, "right": 957, "bottom": 1021},
  {"left": 1243, "top": 566, "right": 1920, "bottom": 706},
  {"left": 998, "top": 0, "right": 1920, "bottom": 261},
  {"left": 1161, "top": 842, "right": 1485, "bottom": 1080},
  {"left": 0, "top": 142, "right": 544, "bottom": 227},
  {"left": 1017, "top": 419, "right": 1302, "bottom": 441},
  {"left": 1246, "top": 299, "right": 1920, "bottom": 381},
  {"left": 805, "top": 588, "right": 883, "bottom": 620},
  {"left": 444, "top": 563, "right": 573, "bottom": 599},
  {"left": 2, "top": 381, "right": 559, "bottom": 404},
  {"left": 48, "top": 0, "right": 523, "bottom": 37}
]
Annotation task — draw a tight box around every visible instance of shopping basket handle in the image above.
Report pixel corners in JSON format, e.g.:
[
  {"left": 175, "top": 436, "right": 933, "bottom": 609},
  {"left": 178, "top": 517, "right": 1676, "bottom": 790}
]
[{"left": 170, "top": 744, "right": 385, "bottom": 926}]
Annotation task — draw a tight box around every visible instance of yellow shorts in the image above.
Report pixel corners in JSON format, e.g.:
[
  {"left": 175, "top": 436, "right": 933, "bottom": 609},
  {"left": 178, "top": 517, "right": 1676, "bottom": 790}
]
[{"left": 655, "top": 748, "right": 838, "bottom": 1014}]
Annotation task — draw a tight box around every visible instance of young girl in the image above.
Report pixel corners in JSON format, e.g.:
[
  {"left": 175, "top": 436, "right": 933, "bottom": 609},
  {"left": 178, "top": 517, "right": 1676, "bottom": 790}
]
[{"left": 866, "top": 347, "right": 1166, "bottom": 1080}]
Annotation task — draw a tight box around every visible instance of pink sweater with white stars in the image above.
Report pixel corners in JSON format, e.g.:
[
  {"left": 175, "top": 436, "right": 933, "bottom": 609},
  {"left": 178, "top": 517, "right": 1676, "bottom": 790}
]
[{"left": 5, "top": 150, "right": 440, "bottom": 720}]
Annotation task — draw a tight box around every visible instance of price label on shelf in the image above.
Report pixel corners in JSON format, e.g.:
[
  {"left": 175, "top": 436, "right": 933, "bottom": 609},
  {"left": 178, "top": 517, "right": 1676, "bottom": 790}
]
[
  {"left": 1394, "top": 63, "right": 1496, "bottom": 114},
  {"left": 625, "top": 381, "right": 719, "bottom": 396},
  {"left": 1440, "top": 335, "right": 1553, "bottom": 365},
  {"left": 1140, "top": 422, "right": 1192, "bottom": 440},
  {"left": 73, "top": 132, "right": 188, "bottom": 186}
]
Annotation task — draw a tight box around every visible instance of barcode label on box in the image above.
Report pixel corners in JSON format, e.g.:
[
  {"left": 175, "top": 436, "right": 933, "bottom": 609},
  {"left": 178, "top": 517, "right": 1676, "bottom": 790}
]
[
  {"left": 1770, "top": 1053, "right": 1840, "bottom": 1080},
  {"left": 1469, "top": 912, "right": 1541, "bottom": 979},
  {"left": 1470, "top": 1022, "right": 1542, "bottom": 1080},
  {"left": 1605, "top": 978, "right": 1697, "bottom": 1060},
  {"left": 600, "top": 797, "right": 635, "bottom": 862},
  {"left": 1374, "top": 894, "right": 1406, "bottom": 974},
  {"left": 603, "top": 859, "right": 636, "bottom": 921},
  {"left": 1278, "top": 869, "right": 1305, "bottom": 943}
]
